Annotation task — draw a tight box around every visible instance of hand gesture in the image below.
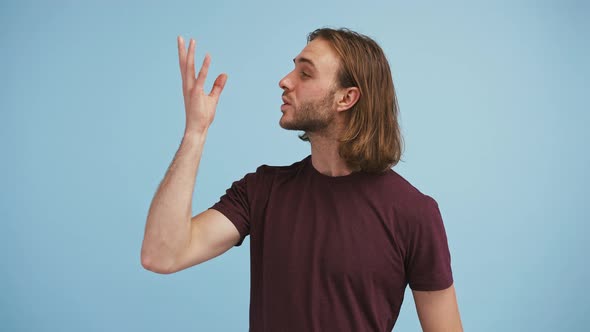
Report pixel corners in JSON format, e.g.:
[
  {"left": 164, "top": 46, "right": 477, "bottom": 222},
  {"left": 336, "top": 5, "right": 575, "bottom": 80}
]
[{"left": 177, "top": 36, "right": 228, "bottom": 136}]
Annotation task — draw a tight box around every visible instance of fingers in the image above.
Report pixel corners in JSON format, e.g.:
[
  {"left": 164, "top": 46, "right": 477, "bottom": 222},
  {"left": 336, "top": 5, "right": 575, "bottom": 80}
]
[
  {"left": 195, "top": 53, "right": 211, "bottom": 90},
  {"left": 209, "top": 73, "right": 228, "bottom": 99},
  {"left": 177, "top": 36, "right": 225, "bottom": 96},
  {"left": 177, "top": 36, "right": 186, "bottom": 82},
  {"left": 184, "top": 39, "right": 196, "bottom": 90}
]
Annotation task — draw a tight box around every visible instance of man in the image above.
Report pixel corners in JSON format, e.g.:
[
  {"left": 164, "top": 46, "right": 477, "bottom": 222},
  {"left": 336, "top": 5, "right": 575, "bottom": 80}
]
[{"left": 141, "top": 28, "right": 463, "bottom": 331}]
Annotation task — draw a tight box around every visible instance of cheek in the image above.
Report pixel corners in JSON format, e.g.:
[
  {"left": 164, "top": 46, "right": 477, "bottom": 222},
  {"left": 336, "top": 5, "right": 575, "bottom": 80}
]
[{"left": 300, "top": 84, "right": 329, "bottom": 100}]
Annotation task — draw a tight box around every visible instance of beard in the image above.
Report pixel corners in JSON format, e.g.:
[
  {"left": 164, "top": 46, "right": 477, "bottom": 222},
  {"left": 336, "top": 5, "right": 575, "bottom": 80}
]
[{"left": 279, "top": 89, "right": 336, "bottom": 133}]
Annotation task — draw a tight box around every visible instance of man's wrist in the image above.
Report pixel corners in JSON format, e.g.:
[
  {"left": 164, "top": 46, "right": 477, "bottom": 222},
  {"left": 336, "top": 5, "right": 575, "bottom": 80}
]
[{"left": 182, "top": 129, "right": 208, "bottom": 145}]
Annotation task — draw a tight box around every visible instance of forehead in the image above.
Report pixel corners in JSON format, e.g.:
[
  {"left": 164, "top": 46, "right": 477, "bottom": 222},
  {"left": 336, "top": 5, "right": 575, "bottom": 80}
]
[{"left": 295, "top": 38, "right": 341, "bottom": 75}]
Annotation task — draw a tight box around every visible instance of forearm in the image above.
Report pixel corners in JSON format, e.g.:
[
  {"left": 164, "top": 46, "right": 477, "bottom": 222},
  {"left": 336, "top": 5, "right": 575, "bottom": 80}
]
[{"left": 141, "top": 131, "right": 207, "bottom": 273}]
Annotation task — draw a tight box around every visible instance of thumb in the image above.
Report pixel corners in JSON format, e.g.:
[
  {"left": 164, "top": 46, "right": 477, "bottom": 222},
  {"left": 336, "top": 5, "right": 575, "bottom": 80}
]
[{"left": 209, "top": 73, "right": 228, "bottom": 98}]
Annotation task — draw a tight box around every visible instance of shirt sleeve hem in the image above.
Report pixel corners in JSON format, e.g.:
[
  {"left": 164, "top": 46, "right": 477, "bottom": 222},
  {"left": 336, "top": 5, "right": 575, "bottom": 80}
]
[
  {"left": 209, "top": 206, "right": 249, "bottom": 247},
  {"left": 409, "top": 277, "right": 454, "bottom": 292}
]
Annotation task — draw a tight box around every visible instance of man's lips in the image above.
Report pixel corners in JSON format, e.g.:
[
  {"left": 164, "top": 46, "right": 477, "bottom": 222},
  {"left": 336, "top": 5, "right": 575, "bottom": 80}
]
[{"left": 281, "top": 96, "right": 291, "bottom": 112}]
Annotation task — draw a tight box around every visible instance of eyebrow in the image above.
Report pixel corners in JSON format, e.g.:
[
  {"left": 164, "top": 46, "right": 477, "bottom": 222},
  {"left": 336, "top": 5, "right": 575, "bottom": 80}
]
[{"left": 293, "top": 57, "right": 317, "bottom": 70}]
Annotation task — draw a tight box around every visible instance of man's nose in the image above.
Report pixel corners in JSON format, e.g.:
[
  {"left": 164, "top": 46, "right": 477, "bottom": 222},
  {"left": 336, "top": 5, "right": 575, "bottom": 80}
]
[{"left": 278, "top": 74, "right": 291, "bottom": 91}]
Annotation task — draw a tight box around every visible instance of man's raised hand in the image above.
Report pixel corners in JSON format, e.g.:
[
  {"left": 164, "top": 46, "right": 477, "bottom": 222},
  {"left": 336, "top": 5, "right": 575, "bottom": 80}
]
[{"left": 177, "top": 36, "right": 228, "bottom": 136}]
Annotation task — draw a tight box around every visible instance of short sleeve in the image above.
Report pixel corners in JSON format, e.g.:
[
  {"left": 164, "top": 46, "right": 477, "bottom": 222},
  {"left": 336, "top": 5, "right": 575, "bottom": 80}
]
[
  {"left": 405, "top": 195, "right": 454, "bottom": 291},
  {"left": 209, "top": 171, "right": 257, "bottom": 247}
]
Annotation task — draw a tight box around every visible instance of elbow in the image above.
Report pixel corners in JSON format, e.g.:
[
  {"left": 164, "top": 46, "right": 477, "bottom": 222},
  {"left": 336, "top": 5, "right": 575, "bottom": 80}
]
[{"left": 140, "top": 249, "right": 176, "bottom": 275}]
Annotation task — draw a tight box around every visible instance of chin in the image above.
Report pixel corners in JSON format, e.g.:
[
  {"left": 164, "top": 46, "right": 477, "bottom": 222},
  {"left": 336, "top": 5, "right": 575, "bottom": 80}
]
[
  {"left": 279, "top": 117, "right": 299, "bottom": 131},
  {"left": 279, "top": 119, "right": 291, "bottom": 130},
  {"left": 279, "top": 114, "right": 291, "bottom": 129}
]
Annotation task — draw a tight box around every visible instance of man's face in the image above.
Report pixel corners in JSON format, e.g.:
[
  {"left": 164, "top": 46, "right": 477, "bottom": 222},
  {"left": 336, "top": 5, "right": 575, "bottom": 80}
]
[{"left": 278, "top": 38, "right": 341, "bottom": 133}]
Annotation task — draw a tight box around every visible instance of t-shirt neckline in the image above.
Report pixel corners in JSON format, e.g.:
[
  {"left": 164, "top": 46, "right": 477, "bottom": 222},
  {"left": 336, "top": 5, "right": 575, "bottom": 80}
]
[{"left": 304, "top": 155, "right": 365, "bottom": 183}]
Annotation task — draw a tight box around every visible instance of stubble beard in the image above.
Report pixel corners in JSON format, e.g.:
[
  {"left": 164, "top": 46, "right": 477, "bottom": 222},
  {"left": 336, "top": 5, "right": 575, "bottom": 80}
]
[{"left": 279, "top": 90, "right": 336, "bottom": 134}]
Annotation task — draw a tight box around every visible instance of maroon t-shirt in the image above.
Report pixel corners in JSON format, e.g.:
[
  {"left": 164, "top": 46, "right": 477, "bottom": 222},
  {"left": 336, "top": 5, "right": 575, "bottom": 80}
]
[{"left": 210, "top": 155, "right": 453, "bottom": 331}]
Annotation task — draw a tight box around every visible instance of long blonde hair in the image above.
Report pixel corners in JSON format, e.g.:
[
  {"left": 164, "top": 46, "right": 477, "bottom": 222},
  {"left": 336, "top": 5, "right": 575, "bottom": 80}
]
[{"left": 299, "top": 28, "right": 404, "bottom": 173}]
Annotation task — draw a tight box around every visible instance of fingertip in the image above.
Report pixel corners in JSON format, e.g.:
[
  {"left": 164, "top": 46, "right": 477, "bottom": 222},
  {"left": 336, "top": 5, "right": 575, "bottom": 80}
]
[
  {"left": 221, "top": 74, "right": 229, "bottom": 88},
  {"left": 203, "top": 53, "right": 212, "bottom": 65},
  {"left": 216, "top": 73, "right": 228, "bottom": 85}
]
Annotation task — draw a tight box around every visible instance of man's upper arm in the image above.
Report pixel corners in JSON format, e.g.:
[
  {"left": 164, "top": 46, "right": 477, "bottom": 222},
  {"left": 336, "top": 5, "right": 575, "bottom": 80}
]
[
  {"left": 171, "top": 209, "right": 241, "bottom": 273},
  {"left": 412, "top": 283, "right": 463, "bottom": 332}
]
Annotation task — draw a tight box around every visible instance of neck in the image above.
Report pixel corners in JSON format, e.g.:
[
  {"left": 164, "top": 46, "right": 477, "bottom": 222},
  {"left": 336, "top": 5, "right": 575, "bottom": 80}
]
[{"left": 307, "top": 129, "right": 359, "bottom": 177}]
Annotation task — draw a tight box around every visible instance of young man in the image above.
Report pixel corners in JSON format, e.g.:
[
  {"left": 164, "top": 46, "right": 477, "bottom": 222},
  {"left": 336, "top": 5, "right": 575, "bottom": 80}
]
[{"left": 141, "top": 28, "right": 463, "bottom": 331}]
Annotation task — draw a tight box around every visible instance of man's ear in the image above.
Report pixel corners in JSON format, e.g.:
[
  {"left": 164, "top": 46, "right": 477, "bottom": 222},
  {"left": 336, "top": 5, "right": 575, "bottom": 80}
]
[{"left": 335, "top": 87, "right": 361, "bottom": 113}]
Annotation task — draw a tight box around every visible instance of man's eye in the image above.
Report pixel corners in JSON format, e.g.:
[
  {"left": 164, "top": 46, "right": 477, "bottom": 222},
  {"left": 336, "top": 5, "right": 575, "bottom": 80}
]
[{"left": 300, "top": 71, "right": 310, "bottom": 78}]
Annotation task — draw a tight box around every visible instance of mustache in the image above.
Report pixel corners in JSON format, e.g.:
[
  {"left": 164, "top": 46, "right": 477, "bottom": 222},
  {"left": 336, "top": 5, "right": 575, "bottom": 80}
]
[{"left": 282, "top": 92, "right": 292, "bottom": 104}]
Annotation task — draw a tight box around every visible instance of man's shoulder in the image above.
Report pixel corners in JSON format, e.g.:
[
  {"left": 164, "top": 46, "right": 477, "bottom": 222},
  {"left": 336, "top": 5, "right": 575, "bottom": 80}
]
[
  {"left": 379, "top": 169, "right": 424, "bottom": 196},
  {"left": 252, "top": 156, "right": 309, "bottom": 177},
  {"left": 376, "top": 169, "right": 437, "bottom": 211}
]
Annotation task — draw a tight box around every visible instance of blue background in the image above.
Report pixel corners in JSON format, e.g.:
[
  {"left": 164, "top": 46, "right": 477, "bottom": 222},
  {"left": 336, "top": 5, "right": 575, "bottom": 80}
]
[{"left": 2, "top": 0, "right": 588, "bottom": 331}]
